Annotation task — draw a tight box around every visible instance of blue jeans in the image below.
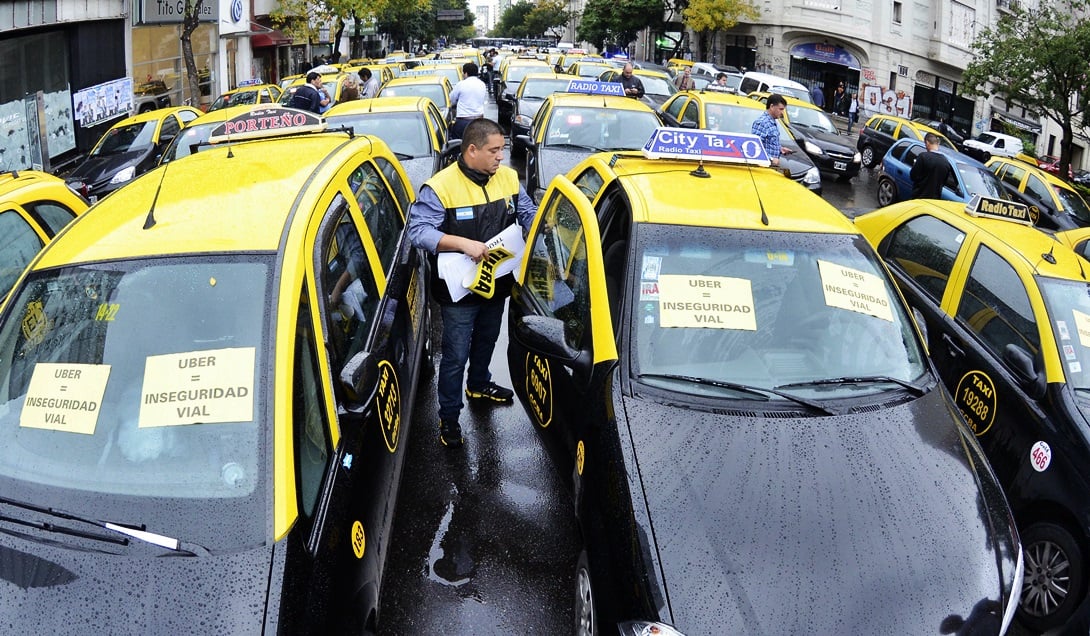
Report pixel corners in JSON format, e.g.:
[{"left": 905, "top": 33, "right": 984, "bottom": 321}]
[{"left": 438, "top": 300, "right": 506, "bottom": 421}]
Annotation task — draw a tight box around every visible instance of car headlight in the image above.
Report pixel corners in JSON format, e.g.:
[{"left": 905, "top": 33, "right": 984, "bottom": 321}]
[
  {"left": 619, "top": 621, "right": 686, "bottom": 636},
  {"left": 514, "top": 114, "right": 532, "bottom": 127},
  {"left": 804, "top": 166, "right": 821, "bottom": 185},
  {"left": 853, "top": 152, "right": 862, "bottom": 163},
  {"left": 804, "top": 140, "right": 823, "bottom": 155},
  {"left": 109, "top": 166, "right": 136, "bottom": 185}
]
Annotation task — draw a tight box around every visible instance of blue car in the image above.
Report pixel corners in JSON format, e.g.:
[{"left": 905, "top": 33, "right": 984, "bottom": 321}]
[{"left": 876, "top": 138, "right": 1006, "bottom": 207}]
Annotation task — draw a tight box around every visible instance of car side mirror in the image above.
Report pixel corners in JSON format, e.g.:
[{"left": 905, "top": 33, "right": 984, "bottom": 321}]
[
  {"left": 680, "top": 120, "right": 698, "bottom": 129},
  {"left": 512, "top": 314, "right": 593, "bottom": 380},
  {"left": 1004, "top": 343, "right": 1045, "bottom": 399},
  {"left": 339, "top": 350, "right": 379, "bottom": 412},
  {"left": 515, "top": 134, "right": 534, "bottom": 150}
]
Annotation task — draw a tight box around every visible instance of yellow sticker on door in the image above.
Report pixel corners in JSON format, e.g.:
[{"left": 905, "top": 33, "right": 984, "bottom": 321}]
[{"left": 351, "top": 520, "right": 366, "bottom": 559}]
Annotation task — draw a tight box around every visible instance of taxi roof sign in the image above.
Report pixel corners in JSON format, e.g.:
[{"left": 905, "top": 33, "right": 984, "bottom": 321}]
[
  {"left": 237, "top": 78, "right": 264, "bottom": 87},
  {"left": 965, "top": 195, "right": 1035, "bottom": 226},
  {"left": 208, "top": 106, "right": 327, "bottom": 143},
  {"left": 641, "top": 127, "right": 771, "bottom": 167},
  {"left": 565, "top": 80, "right": 625, "bottom": 97}
]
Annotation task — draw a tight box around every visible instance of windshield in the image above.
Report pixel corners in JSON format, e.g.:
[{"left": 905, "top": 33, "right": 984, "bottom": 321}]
[
  {"left": 641, "top": 76, "right": 677, "bottom": 97},
  {"left": 91, "top": 121, "right": 158, "bottom": 156},
  {"left": 160, "top": 122, "right": 219, "bottom": 163},
  {"left": 775, "top": 86, "right": 812, "bottom": 103},
  {"left": 325, "top": 111, "right": 432, "bottom": 157},
  {"left": 787, "top": 105, "right": 839, "bottom": 134},
  {"left": 544, "top": 107, "right": 661, "bottom": 151},
  {"left": 574, "top": 64, "right": 611, "bottom": 78},
  {"left": 706, "top": 104, "right": 796, "bottom": 144},
  {"left": 1039, "top": 276, "right": 1090, "bottom": 393},
  {"left": 1055, "top": 185, "right": 1090, "bottom": 223},
  {"left": 207, "top": 90, "right": 257, "bottom": 112},
  {"left": 507, "top": 64, "right": 549, "bottom": 83},
  {"left": 631, "top": 226, "right": 928, "bottom": 399},
  {"left": 521, "top": 78, "right": 572, "bottom": 100},
  {"left": 0, "top": 257, "right": 271, "bottom": 550},
  {"left": 380, "top": 83, "right": 447, "bottom": 106},
  {"left": 957, "top": 164, "right": 1007, "bottom": 199}
]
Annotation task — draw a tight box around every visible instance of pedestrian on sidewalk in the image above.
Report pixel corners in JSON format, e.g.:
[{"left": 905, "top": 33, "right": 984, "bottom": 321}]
[{"left": 847, "top": 93, "right": 858, "bottom": 133}]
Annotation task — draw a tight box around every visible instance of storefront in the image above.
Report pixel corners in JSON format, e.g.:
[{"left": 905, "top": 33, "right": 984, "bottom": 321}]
[
  {"left": 911, "top": 71, "right": 975, "bottom": 141},
  {"left": 131, "top": 0, "right": 219, "bottom": 110},
  {"left": 787, "top": 43, "right": 862, "bottom": 112}
]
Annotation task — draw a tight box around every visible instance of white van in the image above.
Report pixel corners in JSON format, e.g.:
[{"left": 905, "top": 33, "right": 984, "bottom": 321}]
[
  {"left": 963, "top": 131, "right": 1024, "bottom": 158},
  {"left": 738, "top": 72, "right": 813, "bottom": 104}
]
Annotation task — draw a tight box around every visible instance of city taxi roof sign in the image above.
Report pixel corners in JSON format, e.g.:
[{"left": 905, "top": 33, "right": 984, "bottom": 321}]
[
  {"left": 965, "top": 194, "right": 1035, "bottom": 226},
  {"left": 641, "top": 127, "right": 771, "bottom": 167},
  {"left": 565, "top": 80, "right": 625, "bottom": 97},
  {"left": 208, "top": 106, "right": 327, "bottom": 143},
  {"left": 237, "top": 78, "right": 264, "bottom": 87}
]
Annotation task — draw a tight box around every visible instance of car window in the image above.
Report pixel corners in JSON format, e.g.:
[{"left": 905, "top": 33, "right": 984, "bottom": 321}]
[
  {"left": 998, "top": 163, "right": 1027, "bottom": 189},
  {"left": 0, "top": 209, "right": 45, "bottom": 294},
  {"left": 325, "top": 111, "right": 431, "bottom": 158},
  {"left": 884, "top": 214, "right": 964, "bottom": 302},
  {"left": 24, "top": 201, "right": 77, "bottom": 236},
  {"left": 1026, "top": 174, "right": 1053, "bottom": 205},
  {"left": 664, "top": 96, "right": 687, "bottom": 121},
  {"left": 1054, "top": 186, "right": 1090, "bottom": 223},
  {"left": 955, "top": 245, "right": 1040, "bottom": 360},
  {"left": 93, "top": 121, "right": 157, "bottom": 155},
  {"left": 319, "top": 196, "right": 381, "bottom": 374},
  {"left": 375, "top": 156, "right": 411, "bottom": 216},
  {"left": 523, "top": 190, "right": 591, "bottom": 350},
  {"left": 640, "top": 76, "right": 675, "bottom": 97},
  {"left": 902, "top": 143, "right": 924, "bottom": 166},
  {"left": 682, "top": 100, "right": 700, "bottom": 126},
  {"left": 159, "top": 115, "right": 182, "bottom": 142},
  {"left": 523, "top": 78, "right": 573, "bottom": 100},
  {"left": 348, "top": 162, "right": 403, "bottom": 274},
  {"left": 893, "top": 124, "right": 915, "bottom": 140},
  {"left": 293, "top": 297, "right": 331, "bottom": 521},
  {"left": 876, "top": 118, "right": 897, "bottom": 135},
  {"left": 573, "top": 167, "right": 606, "bottom": 202}
]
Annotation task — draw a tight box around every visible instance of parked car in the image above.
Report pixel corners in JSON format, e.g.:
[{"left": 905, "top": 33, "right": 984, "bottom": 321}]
[
  {"left": 875, "top": 138, "right": 1006, "bottom": 207},
  {"left": 964, "top": 131, "right": 1025, "bottom": 159},
  {"left": 751, "top": 93, "right": 860, "bottom": 180},
  {"left": 596, "top": 68, "right": 678, "bottom": 107},
  {"left": 1037, "top": 154, "right": 1074, "bottom": 179},
  {"left": 65, "top": 106, "right": 202, "bottom": 202},
  {"left": 507, "top": 129, "right": 1023, "bottom": 635},
  {"left": 988, "top": 156, "right": 1090, "bottom": 230},
  {"left": 738, "top": 71, "right": 813, "bottom": 103},
  {"left": 856, "top": 114, "right": 957, "bottom": 168},
  {"left": 508, "top": 73, "right": 579, "bottom": 159}
]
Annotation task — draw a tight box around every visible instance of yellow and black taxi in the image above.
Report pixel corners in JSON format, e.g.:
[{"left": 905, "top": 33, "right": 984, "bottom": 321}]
[
  {"left": 856, "top": 114, "right": 957, "bottom": 168},
  {"left": 375, "top": 75, "right": 454, "bottom": 125},
  {"left": 205, "top": 79, "right": 284, "bottom": 112},
  {"left": 855, "top": 195, "right": 1090, "bottom": 632},
  {"left": 516, "top": 80, "right": 662, "bottom": 197},
  {"left": 659, "top": 89, "right": 822, "bottom": 194},
  {"left": 988, "top": 155, "right": 1090, "bottom": 230},
  {"left": 496, "top": 57, "right": 552, "bottom": 120},
  {"left": 65, "top": 106, "right": 202, "bottom": 202},
  {"left": 324, "top": 96, "right": 459, "bottom": 190},
  {"left": 507, "top": 128, "right": 1023, "bottom": 635},
  {"left": 507, "top": 71, "right": 578, "bottom": 158},
  {"left": 0, "top": 107, "right": 430, "bottom": 633},
  {"left": 0, "top": 170, "right": 88, "bottom": 296}
]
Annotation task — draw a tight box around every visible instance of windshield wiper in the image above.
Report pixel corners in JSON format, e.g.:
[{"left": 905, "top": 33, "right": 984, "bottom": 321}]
[
  {"left": 0, "top": 511, "right": 127, "bottom": 545},
  {"left": 393, "top": 151, "right": 416, "bottom": 160},
  {"left": 545, "top": 142, "right": 603, "bottom": 152},
  {"left": 0, "top": 494, "right": 209, "bottom": 555},
  {"left": 638, "top": 373, "right": 836, "bottom": 415},
  {"left": 776, "top": 375, "right": 926, "bottom": 396}
]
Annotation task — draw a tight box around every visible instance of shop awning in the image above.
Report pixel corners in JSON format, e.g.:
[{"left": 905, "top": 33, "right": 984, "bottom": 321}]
[
  {"left": 251, "top": 24, "right": 292, "bottom": 48},
  {"left": 992, "top": 108, "right": 1041, "bottom": 134}
]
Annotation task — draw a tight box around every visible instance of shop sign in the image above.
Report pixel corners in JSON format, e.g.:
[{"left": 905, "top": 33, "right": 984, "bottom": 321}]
[{"left": 137, "top": 0, "right": 219, "bottom": 24}]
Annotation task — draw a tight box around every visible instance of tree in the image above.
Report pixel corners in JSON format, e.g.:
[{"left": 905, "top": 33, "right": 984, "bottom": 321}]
[
  {"left": 181, "top": 0, "right": 205, "bottom": 105},
  {"left": 524, "top": 0, "right": 571, "bottom": 40},
  {"left": 681, "top": 0, "right": 758, "bottom": 62},
  {"left": 273, "top": 0, "right": 414, "bottom": 59},
  {"left": 961, "top": 0, "right": 1090, "bottom": 178},
  {"left": 578, "top": 0, "right": 666, "bottom": 51},
  {"left": 492, "top": 2, "right": 535, "bottom": 38}
]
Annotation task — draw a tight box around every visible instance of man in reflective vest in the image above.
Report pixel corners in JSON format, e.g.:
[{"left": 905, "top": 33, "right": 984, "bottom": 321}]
[{"left": 407, "top": 118, "right": 538, "bottom": 448}]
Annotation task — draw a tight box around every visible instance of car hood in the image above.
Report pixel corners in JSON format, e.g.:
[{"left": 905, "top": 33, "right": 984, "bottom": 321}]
[
  {"left": 65, "top": 150, "right": 150, "bottom": 189},
  {"left": 398, "top": 156, "right": 436, "bottom": 192},
  {"left": 779, "top": 138, "right": 818, "bottom": 180},
  {"left": 0, "top": 533, "right": 273, "bottom": 634},
  {"left": 793, "top": 126, "right": 857, "bottom": 155},
  {"left": 621, "top": 388, "right": 1015, "bottom": 634},
  {"left": 538, "top": 146, "right": 595, "bottom": 185}
]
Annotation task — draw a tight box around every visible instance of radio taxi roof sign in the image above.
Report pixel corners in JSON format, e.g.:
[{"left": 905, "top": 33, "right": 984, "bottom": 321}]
[
  {"left": 208, "top": 106, "right": 326, "bottom": 143},
  {"left": 565, "top": 80, "right": 626, "bottom": 97},
  {"left": 641, "top": 127, "right": 771, "bottom": 167},
  {"left": 965, "top": 195, "right": 1035, "bottom": 226}
]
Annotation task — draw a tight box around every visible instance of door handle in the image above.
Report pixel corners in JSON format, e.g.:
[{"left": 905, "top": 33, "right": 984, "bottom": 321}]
[{"left": 942, "top": 333, "right": 965, "bottom": 358}]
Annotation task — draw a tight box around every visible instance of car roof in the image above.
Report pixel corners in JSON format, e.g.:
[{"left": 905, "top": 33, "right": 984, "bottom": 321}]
[
  {"left": 859, "top": 198, "right": 1086, "bottom": 280},
  {"left": 680, "top": 91, "right": 765, "bottom": 109},
  {"left": 36, "top": 130, "right": 381, "bottom": 267},
  {"left": 111, "top": 106, "right": 202, "bottom": 127},
  {"left": 589, "top": 152, "right": 854, "bottom": 233},
  {"left": 383, "top": 75, "right": 450, "bottom": 87},
  {"left": 545, "top": 92, "right": 657, "bottom": 112},
  {"left": 324, "top": 96, "right": 434, "bottom": 115},
  {"left": 988, "top": 156, "right": 1075, "bottom": 190},
  {"left": 891, "top": 138, "right": 989, "bottom": 169}
]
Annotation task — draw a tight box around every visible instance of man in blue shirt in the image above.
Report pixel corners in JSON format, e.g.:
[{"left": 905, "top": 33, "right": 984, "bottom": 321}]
[{"left": 751, "top": 93, "right": 793, "bottom": 167}]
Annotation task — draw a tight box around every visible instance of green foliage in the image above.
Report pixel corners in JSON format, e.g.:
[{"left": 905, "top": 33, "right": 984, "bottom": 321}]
[
  {"left": 492, "top": 2, "right": 535, "bottom": 38},
  {"left": 961, "top": 0, "right": 1090, "bottom": 176},
  {"left": 682, "top": 0, "right": 757, "bottom": 32},
  {"left": 524, "top": 0, "right": 570, "bottom": 39},
  {"left": 578, "top": 0, "right": 667, "bottom": 49}
]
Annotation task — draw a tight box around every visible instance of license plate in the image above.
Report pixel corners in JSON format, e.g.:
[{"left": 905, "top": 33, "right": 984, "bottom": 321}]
[{"left": 833, "top": 161, "right": 847, "bottom": 171}]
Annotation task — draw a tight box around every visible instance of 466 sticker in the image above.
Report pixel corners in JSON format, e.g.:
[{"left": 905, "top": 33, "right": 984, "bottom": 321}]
[{"left": 1030, "top": 441, "right": 1052, "bottom": 473}]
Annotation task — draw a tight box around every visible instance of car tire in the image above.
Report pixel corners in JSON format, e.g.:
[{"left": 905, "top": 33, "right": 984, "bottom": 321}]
[
  {"left": 1019, "top": 521, "right": 1085, "bottom": 633},
  {"left": 574, "top": 549, "right": 596, "bottom": 636},
  {"left": 860, "top": 145, "right": 876, "bottom": 168},
  {"left": 876, "top": 176, "right": 897, "bottom": 207}
]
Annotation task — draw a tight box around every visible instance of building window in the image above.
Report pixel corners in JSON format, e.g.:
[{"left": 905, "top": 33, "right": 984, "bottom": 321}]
[{"left": 893, "top": 1, "right": 902, "bottom": 23}]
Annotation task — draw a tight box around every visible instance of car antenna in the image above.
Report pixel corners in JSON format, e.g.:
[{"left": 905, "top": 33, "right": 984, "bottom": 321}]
[
  {"left": 1042, "top": 244, "right": 1057, "bottom": 265},
  {"left": 742, "top": 151, "right": 770, "bottom": 226},
  {"left": 143, "top": 161, "right": 170, "bottom": 230},
  {"left": 689, "top": 156, "right": 710, "bottom": 178}
]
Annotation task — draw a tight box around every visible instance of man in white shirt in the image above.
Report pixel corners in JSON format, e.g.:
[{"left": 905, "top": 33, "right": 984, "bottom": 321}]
[
  {"left": 449, "top": 62, "right": 488, "bottom": 139},
  {"left": 360, "top": 68, "right": 381, "bottom": 99}
]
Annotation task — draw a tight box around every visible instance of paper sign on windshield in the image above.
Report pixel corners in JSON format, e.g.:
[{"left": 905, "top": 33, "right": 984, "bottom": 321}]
[
  {"left": 21, "top": 363, "right": 112, "bottom": 435},
  {"left": 818, "top": 260, "right": 893, "bottom": 322},
  {"left": 658, "top": 274, "right": 756, "bottom": 330},
  {"left": 139, "top": 347, "right": 256, "bottom": 428},
  {"left": 1072, "top": 309, "right": 1090, "bottom": 348}
]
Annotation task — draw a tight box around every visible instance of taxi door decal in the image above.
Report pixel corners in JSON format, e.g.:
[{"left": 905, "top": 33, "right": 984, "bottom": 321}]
[
  {"left": 525, "top": 353, "right": 552, "bottom": 427},
  {"left": 954, "top": 370, "right": 997, "bottom": 436},
  {"left": 376, "top": 360, "right": 401, "bottom": 452}
]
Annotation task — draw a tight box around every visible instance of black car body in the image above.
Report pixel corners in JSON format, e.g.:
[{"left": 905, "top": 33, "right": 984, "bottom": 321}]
[
  {"left": 856, "top": 114, "right": 958, "bottom": 169},
  {"left": 508, "top": 146, "right": 1023, "bottom": 635},
  {"left": 496, "top": 60, "right": 551, "bottom": 124},
  {"left": 779, "top": 97, "right": 861, "bottom": 180}
]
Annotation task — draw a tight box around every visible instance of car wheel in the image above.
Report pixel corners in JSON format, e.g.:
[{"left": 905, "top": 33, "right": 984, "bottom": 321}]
[
  {"left": 574, "top": 550, "right": 596, "bottom": 636},
  {"left": 1019, "top": 522, "right": 1085, "bottom": 632},
  {"left": 876, "top": 176, "right": 897, "bottom": 207},
  {"left": 860, "top": 145, "right": 876, "bottom": 168}
]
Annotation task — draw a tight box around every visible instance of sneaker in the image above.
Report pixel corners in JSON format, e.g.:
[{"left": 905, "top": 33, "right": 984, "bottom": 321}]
[
  {"left": 439, "top": 419, "right": 463, "bottom": 448},
  {"left": 465, "top": 382, "right": 514, "bottom": 404}
]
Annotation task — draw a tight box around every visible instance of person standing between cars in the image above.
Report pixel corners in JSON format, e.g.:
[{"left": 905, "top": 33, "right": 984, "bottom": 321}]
[
  {"left": 340, "top": 75, "right": 360, "bottom": 102},
  {"left": 909, "top": 133, "right": 953, "bottom": 199},
  {"left": 847, "top": 92, "right": 858, "bottom": 133},
  {"left": 811, "top": 83, "right": 825, "bottom": 110},
  {"left": 449, "top": 62, "right": 489, "bottom": 139},
  {"left": 360, "top": 68, "right": 381, "bottom": 99},
  {"left": 707, "top": 72, "right": 731, "bottom": 92},
  {"left": 406, "top": 118, "right": 538, "bottom": 448},
  {"left": 289, "top": 72, "right": 329, "bottom": 114},
  {"left": 618, "top": 62, "right": 645, "bottom": 99},
  {"left": 751, "top": 93, "right": 793, "bottom": 167},
  {"left": 674, "top": 67, "right": 695, "bottom": 91}
]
